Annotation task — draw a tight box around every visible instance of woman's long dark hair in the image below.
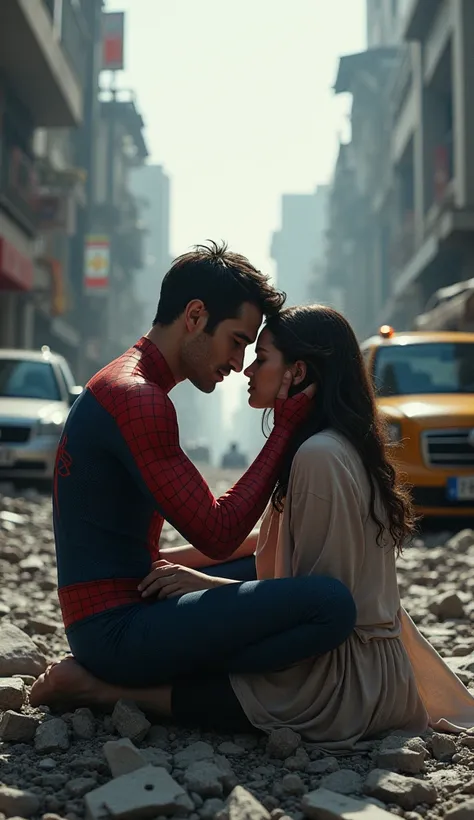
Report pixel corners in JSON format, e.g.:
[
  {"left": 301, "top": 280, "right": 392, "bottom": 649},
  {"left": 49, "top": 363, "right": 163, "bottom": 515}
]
[{"left": 264, "top": 305, "right": 416, "bottom": 553}]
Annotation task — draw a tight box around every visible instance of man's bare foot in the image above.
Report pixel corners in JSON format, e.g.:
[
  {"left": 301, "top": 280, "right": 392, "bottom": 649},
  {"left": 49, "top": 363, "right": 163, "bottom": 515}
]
[{"left": 29, "top": 657, "right": 112, "bottom": 709}]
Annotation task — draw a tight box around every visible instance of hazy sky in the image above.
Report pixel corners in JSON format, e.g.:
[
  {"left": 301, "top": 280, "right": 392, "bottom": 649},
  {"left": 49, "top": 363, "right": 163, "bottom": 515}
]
[
  {"left": 105, "top": 0, "right": 366, "bottom": 277},
  {"left": 104, "top": 0, "right": 366, "bottom": 416}
]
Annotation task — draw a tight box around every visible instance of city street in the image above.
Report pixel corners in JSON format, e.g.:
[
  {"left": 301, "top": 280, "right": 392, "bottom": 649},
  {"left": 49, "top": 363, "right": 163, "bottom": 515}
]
[{"left": 0, "top": 480, "right": 474, "bottom": 820}]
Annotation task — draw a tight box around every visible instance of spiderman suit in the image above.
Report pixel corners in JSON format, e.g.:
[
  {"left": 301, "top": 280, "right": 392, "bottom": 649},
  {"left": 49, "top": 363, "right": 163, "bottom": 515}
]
[{"left": 54, "top": 336, "right": 355, "bottom": 693}]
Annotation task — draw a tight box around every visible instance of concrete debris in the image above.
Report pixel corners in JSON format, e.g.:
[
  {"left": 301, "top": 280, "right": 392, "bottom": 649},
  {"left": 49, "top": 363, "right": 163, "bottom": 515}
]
[{"left": 1, "top": 489, "right": 474, "bottom": 820}]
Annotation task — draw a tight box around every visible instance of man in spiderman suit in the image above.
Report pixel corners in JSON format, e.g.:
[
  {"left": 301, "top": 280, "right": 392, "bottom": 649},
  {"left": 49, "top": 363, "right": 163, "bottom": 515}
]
[{"left": 31, "top": 241, "right": 355, "bottom": 729}]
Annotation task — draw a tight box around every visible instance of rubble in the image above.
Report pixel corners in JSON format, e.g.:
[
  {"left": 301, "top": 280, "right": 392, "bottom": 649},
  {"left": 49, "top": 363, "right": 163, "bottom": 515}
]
[
  {"left": 0, "top": 709, "right": 39, "bottom": 741},
  {"left": 84, "top": 764, "right": 189, "bottom": 820},
  {"left": 0, "top": 784, "right": 40, "bottom": 818},
  {"left": 0, "top": 623, "right": 47, "bottom": 677},
  {"left": 0, "top": 491, "right": 474, "bottom": 820},
  {"left": 0, "top": 676, "right": 26, "bottom": 710},
  {"left": 34, "top": 717, "right": 70, "bottom": 753},
  {"left": 111, "top": 698, "right": 151, "bottom": 743},
  {"left": 364, "top": 770, "right": 438, "bottom": 810}
]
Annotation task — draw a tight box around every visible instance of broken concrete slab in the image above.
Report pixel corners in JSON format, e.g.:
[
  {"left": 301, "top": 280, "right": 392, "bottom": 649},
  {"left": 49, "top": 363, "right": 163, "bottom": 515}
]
[
  {"left": 84, "top": 764, "right": 188, "bottom": 820},
  {"left": 302, "top": 787, "right": 397, "bottom": 819},
  {"left": 103, "top": 738, "right": 148, "bottom": 778}
]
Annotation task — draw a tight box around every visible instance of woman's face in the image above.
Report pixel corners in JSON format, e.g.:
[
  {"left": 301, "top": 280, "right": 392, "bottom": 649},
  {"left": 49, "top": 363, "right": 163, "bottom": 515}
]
[{"left": 244, "top": 328, "right": 287, "bottom": 409}]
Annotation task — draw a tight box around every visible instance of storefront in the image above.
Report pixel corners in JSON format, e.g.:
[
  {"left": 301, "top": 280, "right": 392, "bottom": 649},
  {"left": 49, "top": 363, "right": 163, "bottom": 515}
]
[{"left": 0, "top": 229, "right": 34, "bottom": 348}]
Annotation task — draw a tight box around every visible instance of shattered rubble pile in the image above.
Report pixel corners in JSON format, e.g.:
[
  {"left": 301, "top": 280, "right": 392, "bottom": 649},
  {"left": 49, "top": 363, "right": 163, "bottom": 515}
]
[{"left": 1, "top": 491, "right": 474, "bottom": 820}]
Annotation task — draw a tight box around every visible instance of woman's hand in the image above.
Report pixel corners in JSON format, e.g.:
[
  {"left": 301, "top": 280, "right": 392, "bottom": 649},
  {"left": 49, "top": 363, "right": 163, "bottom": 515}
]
[{"left": 138, "top": 560, "right": 234, "bottom": 600}]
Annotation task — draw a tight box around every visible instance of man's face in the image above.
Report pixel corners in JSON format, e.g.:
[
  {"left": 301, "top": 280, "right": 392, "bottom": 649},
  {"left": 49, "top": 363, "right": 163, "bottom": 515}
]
[{"left": 181, "top": 301, "right": 262, "bottom": 393}]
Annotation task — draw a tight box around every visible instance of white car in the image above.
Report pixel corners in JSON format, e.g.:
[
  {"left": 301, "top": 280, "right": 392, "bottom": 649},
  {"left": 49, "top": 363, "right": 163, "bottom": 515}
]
[{"left": 0, "top": 347, "right": 82, "bottom": 482}]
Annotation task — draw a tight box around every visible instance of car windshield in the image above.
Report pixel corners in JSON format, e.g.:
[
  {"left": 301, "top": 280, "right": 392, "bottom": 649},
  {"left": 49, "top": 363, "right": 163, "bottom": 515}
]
[
  {"left": 0, "top": 360, "right": 61, "bottom": 401},
  {"left": 374, "top": 343, "right": 474, "bottom": 396}
]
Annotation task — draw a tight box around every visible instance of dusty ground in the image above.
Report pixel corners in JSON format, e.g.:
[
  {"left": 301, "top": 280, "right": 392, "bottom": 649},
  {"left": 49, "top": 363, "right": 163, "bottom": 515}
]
[{"left": 0, "top": 477, "right": 474, "bottom": 820}]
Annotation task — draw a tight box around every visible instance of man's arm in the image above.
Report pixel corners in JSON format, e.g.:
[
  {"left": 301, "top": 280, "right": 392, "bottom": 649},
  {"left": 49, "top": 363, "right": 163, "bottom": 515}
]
[
  {"left": 94, "top": 374, "right": 312, "bottom": 560},
  {"left": 160, "top": 530, "right": 259, "bottom": 569}
]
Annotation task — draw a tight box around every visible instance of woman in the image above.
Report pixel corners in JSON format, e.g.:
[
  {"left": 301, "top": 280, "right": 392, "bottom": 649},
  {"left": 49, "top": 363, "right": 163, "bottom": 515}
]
[
  {"left": 32, "top": 306, "right": 474, "bottom": 746},
  {"left": 232, "top": 305, "right": 474, "bottom": 748}
]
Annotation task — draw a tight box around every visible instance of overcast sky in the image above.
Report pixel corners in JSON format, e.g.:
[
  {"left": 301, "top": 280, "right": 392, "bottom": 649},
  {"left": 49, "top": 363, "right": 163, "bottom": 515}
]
[{"left": 104, "top": 0, "right": 366, "bottom": 276}]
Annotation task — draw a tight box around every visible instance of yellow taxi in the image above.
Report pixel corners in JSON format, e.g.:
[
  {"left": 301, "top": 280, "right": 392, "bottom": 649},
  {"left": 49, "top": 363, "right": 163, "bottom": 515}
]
[{"left": 360, "top": 327, "right": 474, "bottom": 517}]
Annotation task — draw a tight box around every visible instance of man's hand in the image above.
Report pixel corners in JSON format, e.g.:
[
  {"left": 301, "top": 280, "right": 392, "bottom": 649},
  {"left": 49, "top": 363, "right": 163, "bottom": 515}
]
[
  {"left": 274, "top": 371, "right": 316, "bottom": 431},
  {"left": 138, "top": 560, "right": 234, "bottom": 600}
]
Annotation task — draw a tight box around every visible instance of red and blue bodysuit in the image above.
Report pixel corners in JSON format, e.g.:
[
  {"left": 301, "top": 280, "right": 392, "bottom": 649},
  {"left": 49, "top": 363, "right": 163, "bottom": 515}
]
[{"left": 54, "top": 337, "right": 308, "bottom": 631}]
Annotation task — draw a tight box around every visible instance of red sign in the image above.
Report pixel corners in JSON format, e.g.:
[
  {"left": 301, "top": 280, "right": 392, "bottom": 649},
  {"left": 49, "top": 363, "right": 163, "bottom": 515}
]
[
  {"left": 84, "top": 235, "right": 110, "bottom": 292},
  {"left": 102, "top": 12, "right": 125, "bottom": 71},
  {"left": 0, "top": 237, "right": 33, "bottom": 291}
]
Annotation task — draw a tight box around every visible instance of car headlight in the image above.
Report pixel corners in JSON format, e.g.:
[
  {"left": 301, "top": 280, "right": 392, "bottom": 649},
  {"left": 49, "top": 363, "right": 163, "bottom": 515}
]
[
  {"left": 35, "top": 419, "right": 64, "bottom": 439},
  {"left": 386, "top": 421, "right": 402, "bottom": 443}
]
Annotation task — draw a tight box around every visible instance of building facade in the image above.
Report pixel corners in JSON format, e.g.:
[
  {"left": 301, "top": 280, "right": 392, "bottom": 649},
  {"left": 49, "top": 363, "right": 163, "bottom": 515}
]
[
  {"left": 326, "top": 0, "right": 474, "bottom": 337},
  {"left": 326, "top": 46, "right": 401, "bottom": 338},
  {"left": 381, "top": 0, "right": 474, "bottom": 329},
  {"left": 271, "top": 186, "right": 329, "bottom": 307},
  {"left": 0, "top": 0, "right": 87, "bottom": 352},
  {"left": 367, "top": 0, "right": 413, "bottom": 47},
  {"left": 130, "top": 163, "right": 171, "bottom": 317}
]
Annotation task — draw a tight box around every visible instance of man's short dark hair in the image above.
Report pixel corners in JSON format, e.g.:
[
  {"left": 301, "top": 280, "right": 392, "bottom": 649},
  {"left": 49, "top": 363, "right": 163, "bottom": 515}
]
[{"left": 153, "top": 240, "right": 286, "bottom": 332}]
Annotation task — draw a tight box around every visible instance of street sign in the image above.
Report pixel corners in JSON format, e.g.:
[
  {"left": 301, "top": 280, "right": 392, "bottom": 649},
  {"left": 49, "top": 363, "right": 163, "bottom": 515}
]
[
  {"left": 102, "top": 12, "right": 125, "bottom": 71},
  {"left": 84, "top": 235, "right": 110, "bottom": 293}
]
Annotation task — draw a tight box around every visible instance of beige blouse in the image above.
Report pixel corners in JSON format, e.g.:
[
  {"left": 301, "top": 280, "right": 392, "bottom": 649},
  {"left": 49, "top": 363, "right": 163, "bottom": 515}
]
[{"left": 230, "top": 430, "right": 474, "bottom": 751}]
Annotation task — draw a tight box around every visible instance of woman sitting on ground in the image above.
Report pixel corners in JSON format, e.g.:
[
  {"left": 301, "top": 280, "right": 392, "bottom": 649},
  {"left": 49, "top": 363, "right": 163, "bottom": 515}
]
[
  {"left": 232, "top": 305, "right": 474, "bottom": 748},
  {"left": 32, "top": 306, "right": 474, "bottom": 747}
]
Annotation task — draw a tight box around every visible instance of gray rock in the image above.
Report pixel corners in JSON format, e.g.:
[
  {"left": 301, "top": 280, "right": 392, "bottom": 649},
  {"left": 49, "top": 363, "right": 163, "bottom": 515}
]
[
  {"left": 0, "top": 622, "right": 47, "bottom": 677},
  {"left": 320, "top": 769, "right": 364, "bottom": 795},
  {"left": 218, "top": 741, "right": 246, "bottom": 756},
  {"left": 184, "top": 761, "right": 227, "bottom": 797},
  {"left": 303, "top": 788, "right": 394, "bottom": 819},
  {"left": 281, "top": 773, "right": 306, "bottom": 796},
  {"left": 307, "top": 757, "right": 339, "bottom": 776},
  {"left": 365, "top": 769, "right": 437, "bottom": 810},
  {"left": 429, "top": 769, "right": 464, "bottom": 792},
  {"left": 72, "top": 707, "right": 95, "bottom": 739},
  {"left": 0, "top": 709, "right": 39, "bottom": 742},
  {"left": 35, "top": 717, "right": 70, "bottom": 753},
  {"left": 266, "top": 728, "right": 301, "bottom": 760},
  {"left": 446, "top": 530, "right": 474, "bottom": 551},
  {"left": 147, "top": 724, "right": 169, "bottom": 748},
  {"left": 66, "top": 777, "right": 98, "bottom": 797},
  {"left": 111, "top": 699, "right": 151, "bottom": 743},
  {"left": 284, "top": 748, "right": 310, "bottom": 771},
  {"left": 431, "top": 732, "right": 458, "bottom": 761},
  {"left": 445, "top": 801, "right": 474, "bottom": 820},
  {"left": 233, "top": 734, "right": 259, "bottom": 751},
  {"left": 200, "top": 798, "right": 226, "bottom": 819},
  {"left": 0, "top": 784, "right": 40, "bottom": 818},
  {"left": 38, "top": 757, "right": 57, "bottom": 771},
  {"left": 103, "top": 738, "right": 148, "bottom": 777},
  {"left": 429, "top": 592, "right": 466, "bottom": 620},
  {"left": 0, "top": 676, "right": 26, "bottom": 710},
  {"left": 27, "top": 617, "right": 58, "bottom": 635},
  {"left": 215, "top": 786, "right": 270, "bottom": 820},
  {"left": 376, "top": 747, "right": 426, "bottom": 774},
  {"left": 174, "top": 741, "right": 216, "bottom": 768},
  {"left": 141, "top": 746, "right": 173, "bottom": 772}
]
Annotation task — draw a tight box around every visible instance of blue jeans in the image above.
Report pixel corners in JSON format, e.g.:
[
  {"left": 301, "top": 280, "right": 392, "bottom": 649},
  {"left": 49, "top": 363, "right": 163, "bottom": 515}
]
[{"left": 67, "top": 557, "right": 356, "bottom": 688}]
